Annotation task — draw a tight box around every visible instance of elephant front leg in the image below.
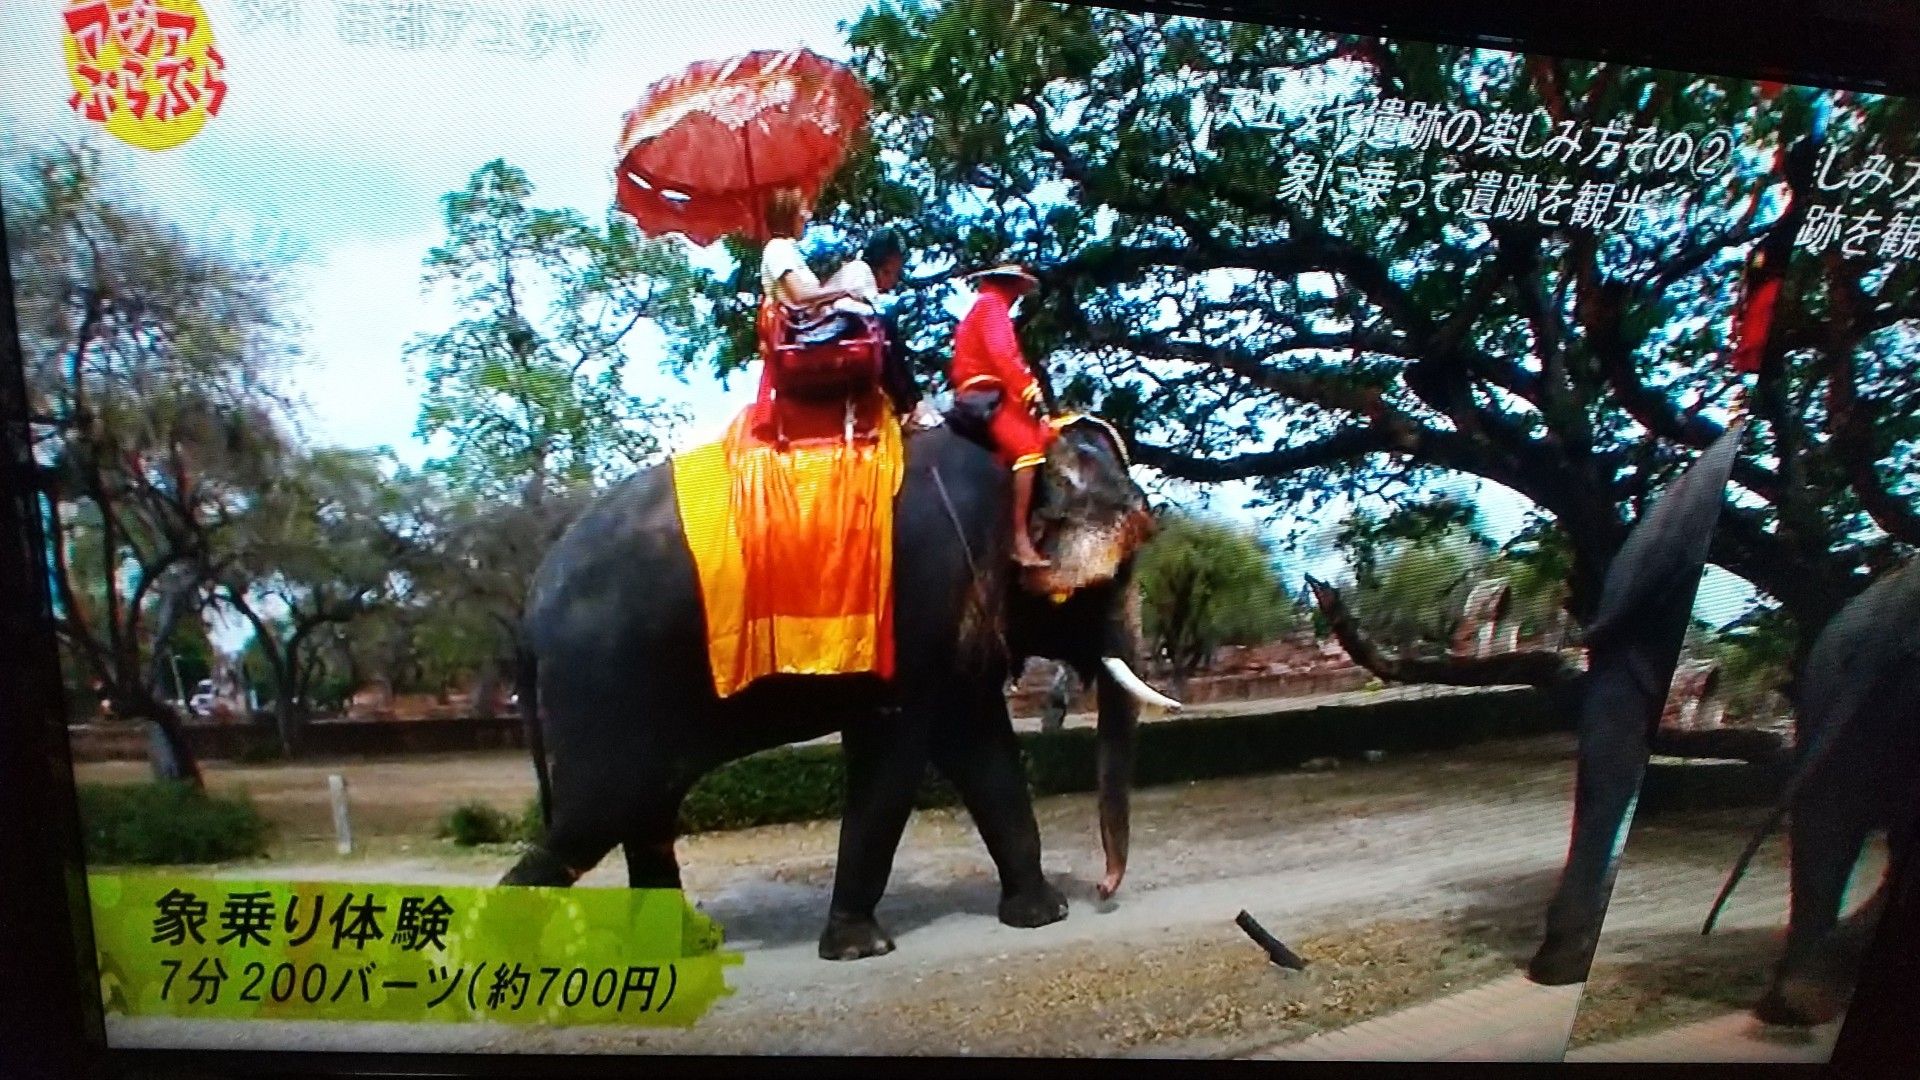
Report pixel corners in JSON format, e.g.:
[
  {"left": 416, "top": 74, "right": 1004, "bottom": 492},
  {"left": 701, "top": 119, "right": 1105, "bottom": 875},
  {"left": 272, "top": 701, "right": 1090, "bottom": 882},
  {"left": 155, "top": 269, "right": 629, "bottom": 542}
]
[
  {"left": 931, "top": 689, "right": 1066, "bottom": 930},
  {"left": 820, "top": 707, "right": 933, "bottom": 960}
]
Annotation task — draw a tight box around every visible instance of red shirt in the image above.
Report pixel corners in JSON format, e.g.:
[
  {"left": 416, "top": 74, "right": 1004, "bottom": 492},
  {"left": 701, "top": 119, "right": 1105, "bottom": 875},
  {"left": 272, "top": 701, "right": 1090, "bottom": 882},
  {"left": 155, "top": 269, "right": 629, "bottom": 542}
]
[{"left": 950, "top": 287, "right": 1043, "bottom": 411}]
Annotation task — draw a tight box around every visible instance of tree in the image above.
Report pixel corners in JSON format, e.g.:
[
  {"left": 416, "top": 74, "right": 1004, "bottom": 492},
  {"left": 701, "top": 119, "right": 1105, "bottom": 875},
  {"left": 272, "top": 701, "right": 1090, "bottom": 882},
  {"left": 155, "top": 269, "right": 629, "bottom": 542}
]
[
  {"left": 7, "top": 143, "right": 303, "bottom": 785},
  {"left": 1353, "top": 530, "right": 1488, "bottom": 652},
  {"left": 820, "top": 2, "right": 1918, "bottom": 660},
  {"left": 155, "top": 613, "right": 215, "bottom": 705},
  {"left": 1699, "top": 603, "right": 1801, "bottom": 722},
  {"left": 1136, "top": 513, "right": 1293, "bottom": 689},
  {"left": 218, "top": 447, "right": 417, "bottom": 754},
  {"left": 1485, "top": 515, "right": 1577, "bottom": 643},
  {"left": 405, "top": 160, "right": 708, "bottom": 687},
  {"left": 408, "top": 159, "right": 706, "bottom": 507}
]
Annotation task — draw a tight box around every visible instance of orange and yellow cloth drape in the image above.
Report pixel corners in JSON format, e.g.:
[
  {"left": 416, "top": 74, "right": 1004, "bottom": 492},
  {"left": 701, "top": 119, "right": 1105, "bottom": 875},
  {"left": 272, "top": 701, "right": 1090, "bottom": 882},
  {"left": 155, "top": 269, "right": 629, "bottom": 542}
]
[{"left": 671, "top": 407, "right": 905, "bottom": 698}]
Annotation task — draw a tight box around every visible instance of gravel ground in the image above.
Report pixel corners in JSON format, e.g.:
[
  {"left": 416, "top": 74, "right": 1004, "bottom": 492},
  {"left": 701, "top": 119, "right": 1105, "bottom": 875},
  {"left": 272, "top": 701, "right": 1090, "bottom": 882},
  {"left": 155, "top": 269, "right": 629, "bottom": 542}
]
[
  {"left": 1568, "top": 807, "right": 1887, "bottom": 1050},
  {"left": 104, "top": 735, "right": 1580, "bottom": 1057}
]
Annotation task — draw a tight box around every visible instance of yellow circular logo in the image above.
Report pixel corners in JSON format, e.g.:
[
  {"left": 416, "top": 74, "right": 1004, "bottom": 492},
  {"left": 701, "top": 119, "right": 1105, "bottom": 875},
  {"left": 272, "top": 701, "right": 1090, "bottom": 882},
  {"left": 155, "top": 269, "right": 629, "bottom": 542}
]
[{"left": 61, "top": 0, "right": 229, "bottom": 151}]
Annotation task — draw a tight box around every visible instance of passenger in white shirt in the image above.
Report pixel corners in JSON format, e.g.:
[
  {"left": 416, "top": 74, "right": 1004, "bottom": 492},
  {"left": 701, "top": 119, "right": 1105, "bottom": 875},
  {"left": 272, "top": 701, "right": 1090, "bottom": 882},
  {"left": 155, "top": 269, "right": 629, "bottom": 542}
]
[{"left": 760, "top": 186, "right": 856, "bottom": 317}]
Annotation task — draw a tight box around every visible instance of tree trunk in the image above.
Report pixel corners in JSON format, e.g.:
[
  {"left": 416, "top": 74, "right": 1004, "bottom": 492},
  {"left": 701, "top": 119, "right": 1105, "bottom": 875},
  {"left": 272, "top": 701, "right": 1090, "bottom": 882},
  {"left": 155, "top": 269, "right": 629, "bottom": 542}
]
[
  {"left": 472, "top": 660, "right": 501, "bottom": 719},
  {"left": 274, "top": 687, "right": 303, "bottom": 758},
  {"left": 1040, "top": 662, "right": 1073, "bottom": 733},
  {"left": 125, "top": 691, "right": 203, "bottom": 789}
]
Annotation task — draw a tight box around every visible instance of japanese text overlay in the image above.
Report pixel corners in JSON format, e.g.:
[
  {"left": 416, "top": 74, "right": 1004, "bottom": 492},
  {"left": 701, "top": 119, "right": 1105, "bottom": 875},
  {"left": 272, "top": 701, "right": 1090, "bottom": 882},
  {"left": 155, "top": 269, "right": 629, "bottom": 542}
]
[{"left": 88, "top": 875, "right": 739, "bottom": 1026}]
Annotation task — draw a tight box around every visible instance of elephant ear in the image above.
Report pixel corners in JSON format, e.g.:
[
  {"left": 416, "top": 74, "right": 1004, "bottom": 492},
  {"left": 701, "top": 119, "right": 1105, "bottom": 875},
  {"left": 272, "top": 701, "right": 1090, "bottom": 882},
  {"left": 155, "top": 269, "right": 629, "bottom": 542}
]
[{"left": 1050, "top": 413, "right": 1131, "bottom": 470}]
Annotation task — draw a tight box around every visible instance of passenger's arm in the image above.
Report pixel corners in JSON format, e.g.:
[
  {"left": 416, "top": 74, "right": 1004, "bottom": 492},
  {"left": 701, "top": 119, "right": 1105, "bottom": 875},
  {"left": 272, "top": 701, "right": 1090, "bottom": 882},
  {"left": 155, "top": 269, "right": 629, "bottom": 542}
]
[{"left": 775, "top": 269, "right": 855, "bottom": 309}]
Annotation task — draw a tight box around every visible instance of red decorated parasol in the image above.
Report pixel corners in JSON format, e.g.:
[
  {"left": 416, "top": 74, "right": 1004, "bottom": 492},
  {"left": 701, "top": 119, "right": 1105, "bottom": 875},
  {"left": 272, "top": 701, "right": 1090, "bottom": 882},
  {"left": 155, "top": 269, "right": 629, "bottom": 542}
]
[{"left": 614, "top": 48, "right": 870, "bottom": 246}]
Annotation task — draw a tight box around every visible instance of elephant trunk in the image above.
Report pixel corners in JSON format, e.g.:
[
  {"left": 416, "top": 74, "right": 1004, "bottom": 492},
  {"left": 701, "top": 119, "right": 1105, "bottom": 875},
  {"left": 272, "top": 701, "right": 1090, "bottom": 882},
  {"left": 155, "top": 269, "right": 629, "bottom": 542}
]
[
  {"left": 1093, "top": 661, "right": 1139, "bottom": 901},
  {"left": 1092, "top": 591, "right": 1181, "bottom": 900}
]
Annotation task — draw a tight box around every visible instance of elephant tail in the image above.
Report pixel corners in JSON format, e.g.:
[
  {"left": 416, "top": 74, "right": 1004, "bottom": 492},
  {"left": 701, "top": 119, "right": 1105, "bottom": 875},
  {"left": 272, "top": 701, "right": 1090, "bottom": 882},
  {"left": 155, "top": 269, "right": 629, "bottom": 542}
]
[
  {"left": 1701, "top": 803, "right": 1790, "bottom": 936},
  {"left": 1701, "top": 706, "right": 1849, "bottom": 935},
  {"left": 517, "top": 646, "right": 554, "bottom": 834}
]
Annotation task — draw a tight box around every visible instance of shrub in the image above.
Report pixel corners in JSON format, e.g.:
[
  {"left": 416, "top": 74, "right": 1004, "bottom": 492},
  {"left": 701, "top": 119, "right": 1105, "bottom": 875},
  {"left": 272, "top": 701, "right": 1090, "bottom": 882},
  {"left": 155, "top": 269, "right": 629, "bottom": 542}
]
[
  {"left": 680, "top": 744, "right": 849, "bottom": 833},
  {"left": 77, "top": 782, "right": 269, "bottom": 865},
  {"left": 650, "top": 687, "right": 1560, "bottom": 836},
  {"left": 518, "top": 798, "right": 545, "bottom": 842},
  {"left": 441, "top": 801, "right": 519, "bottom": 846}
]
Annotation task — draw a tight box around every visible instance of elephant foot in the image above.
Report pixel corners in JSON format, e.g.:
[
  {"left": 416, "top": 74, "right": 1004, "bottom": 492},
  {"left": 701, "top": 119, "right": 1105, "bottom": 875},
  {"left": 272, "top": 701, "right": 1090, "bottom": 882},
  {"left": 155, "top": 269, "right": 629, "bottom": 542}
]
[
  {"left": 1526, "top": 929, "right": 1597, "bottom": 986},
  {"left": 998, "top": 883, "right": 1068, "bottom": 929},
  {"left": 819, "top": 912, "right": 895, "bottom": 961},
  {"left": 1755, "top": 972, "right": 1850, "bottom": 1027},
  {"left": 1756, "top": 942, "right": 1860, "bottom": 1028},
  {"left": 499, "top": 844, "right": 580, "bottom": 888}
]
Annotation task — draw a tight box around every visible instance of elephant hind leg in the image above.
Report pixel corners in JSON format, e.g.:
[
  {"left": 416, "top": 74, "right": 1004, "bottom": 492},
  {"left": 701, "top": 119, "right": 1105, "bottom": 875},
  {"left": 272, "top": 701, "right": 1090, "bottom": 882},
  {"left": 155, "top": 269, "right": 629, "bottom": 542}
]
[{"left": 1756, "top": 785, "right": 1875, "bottom": 1025}]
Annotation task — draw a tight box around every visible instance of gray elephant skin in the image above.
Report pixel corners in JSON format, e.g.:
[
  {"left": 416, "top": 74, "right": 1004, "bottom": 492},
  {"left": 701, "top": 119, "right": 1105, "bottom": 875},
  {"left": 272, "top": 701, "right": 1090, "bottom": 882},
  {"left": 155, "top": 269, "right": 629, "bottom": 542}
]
[
  {"left": 500, "top": 418, "right": 1164, "bottom": 960},
  {"left": 1749, "top": 561, "right": 1920, "bottom": 1024}
]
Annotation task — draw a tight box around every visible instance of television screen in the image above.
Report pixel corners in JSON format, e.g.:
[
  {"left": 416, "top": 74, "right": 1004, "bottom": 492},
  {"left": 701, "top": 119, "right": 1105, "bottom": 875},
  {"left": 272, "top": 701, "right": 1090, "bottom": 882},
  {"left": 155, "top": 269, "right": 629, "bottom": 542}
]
[{"left": 2, "top": 0, "right": 1913, "bottom": 1065}]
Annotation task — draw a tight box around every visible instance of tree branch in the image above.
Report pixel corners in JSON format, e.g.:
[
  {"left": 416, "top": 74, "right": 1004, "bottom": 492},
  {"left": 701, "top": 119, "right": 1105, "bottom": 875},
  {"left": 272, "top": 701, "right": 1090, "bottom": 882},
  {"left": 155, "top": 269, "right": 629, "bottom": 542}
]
[
  {"left": 1305, "top": 576, "right": 1581, "bottom": 688},
  {"left": 1823, "top": 267, "right": 1920, "bottom": 546},
  {"left": 1578, "top": 273, "right": 1783, "bottom": 500},
  {"left": 1129, "top": 427, "right": 1394, "bottom": 483}
]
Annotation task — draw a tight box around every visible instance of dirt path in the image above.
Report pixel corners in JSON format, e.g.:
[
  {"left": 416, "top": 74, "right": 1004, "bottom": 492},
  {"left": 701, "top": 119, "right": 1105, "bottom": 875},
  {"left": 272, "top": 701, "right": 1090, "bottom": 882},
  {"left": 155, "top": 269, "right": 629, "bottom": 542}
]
[
  {"left": 1233, "top": 803, "right": 1882, "bottom": 1063},
  {"left": 106, "top": 735, "right": 1579, "bottom": 1057}
]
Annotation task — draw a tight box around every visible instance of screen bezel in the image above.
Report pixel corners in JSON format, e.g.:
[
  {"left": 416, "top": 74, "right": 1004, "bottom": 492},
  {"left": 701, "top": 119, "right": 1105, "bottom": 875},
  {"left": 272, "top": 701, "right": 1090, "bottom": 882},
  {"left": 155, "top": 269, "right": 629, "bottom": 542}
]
[{"left": 2, "top": 0, "right": 1915, "bottom": 1076}]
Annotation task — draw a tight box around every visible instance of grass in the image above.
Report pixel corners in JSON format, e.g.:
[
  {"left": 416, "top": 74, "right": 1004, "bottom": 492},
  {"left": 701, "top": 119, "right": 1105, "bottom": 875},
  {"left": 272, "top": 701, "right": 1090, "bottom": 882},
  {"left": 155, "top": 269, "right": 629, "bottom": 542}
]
[
  {"left": 1568, "top": 929, "right": 1779, "bottom": 1048},
  {"left": 77, "top": 782, "right": 270, "bottom": 865}
]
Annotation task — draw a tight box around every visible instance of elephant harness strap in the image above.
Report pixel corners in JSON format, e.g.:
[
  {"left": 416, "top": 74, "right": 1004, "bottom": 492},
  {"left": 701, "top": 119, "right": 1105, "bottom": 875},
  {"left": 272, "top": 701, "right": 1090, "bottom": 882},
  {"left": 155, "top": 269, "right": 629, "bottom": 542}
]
[{"left": 671, "top": 405, "right": 906, "bottom": 698}]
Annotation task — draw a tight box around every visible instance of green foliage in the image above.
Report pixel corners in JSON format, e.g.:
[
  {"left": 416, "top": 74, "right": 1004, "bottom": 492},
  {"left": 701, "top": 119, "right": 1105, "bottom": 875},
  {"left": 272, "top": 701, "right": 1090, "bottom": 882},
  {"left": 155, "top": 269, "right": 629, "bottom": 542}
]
[
  {"left": 678, "top": 746, "right": 850, "bottom": 832},
  {"left": 518, "top": 798, "right": 546, "bottom": 844},
  {"left": 1136, "top": 514, "right": 1293, "bottom": 681},
  {"left": 159, "top": 621, "right": 216, "bottom": 703},
  {"left": 77, "top": 783, "right": 269, "bottom": 865},
  {"left": 1339, "top": 498, "right": 1485, "bottom": 590},
  {"left": 819, "top": 1, "right": 1920, "bottom": 644},
  {"left": 1487, "top": 518, "right": 1577, "bottom": 638},
  {"left": 1340, "top": 501, "right": 1494, "bottom": 650},
  {"left": 401, "top": 159, "right": 712, "bottom": 700},
  {"left": 7, "top": 143, "right": 310, "bottom": 783},
  {"left": 220, "top": 446, "right": 422, "bottom": 750},
  {"left": 408, "top": 159, "right": 700, "bottom": 505},
  {"left": 1700, "top": 604, "right": 1801, "bottom": 718},
  {"left": 441, "top": 801, "right": 520, "bottom": 846}
]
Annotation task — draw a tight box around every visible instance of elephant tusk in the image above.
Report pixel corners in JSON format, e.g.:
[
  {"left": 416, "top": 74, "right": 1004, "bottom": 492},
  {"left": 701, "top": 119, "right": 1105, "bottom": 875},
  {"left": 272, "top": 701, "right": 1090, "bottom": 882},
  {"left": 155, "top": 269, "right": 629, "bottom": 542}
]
[{"left": 1100, "top": 657, "right": 1183, "bottom": 712}]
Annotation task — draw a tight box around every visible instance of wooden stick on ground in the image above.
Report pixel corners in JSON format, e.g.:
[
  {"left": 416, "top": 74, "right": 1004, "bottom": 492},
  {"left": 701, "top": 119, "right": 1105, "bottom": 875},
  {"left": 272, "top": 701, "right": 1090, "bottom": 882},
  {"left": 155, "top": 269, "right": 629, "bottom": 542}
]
[{"left": 1236, "top": 910, "right": 1307, "bottom": 970}]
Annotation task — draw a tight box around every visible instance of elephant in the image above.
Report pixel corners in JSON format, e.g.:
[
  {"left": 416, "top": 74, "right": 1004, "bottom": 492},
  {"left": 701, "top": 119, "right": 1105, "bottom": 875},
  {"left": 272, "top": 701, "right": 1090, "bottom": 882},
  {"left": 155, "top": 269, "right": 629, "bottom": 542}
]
[
  {"left": 499, "top": 415, "right": 1171, "bottom": 960},
  {"left": 1527, "top": 423, "right": 1744, "bottom": 987},
  {"left": 1713, "top": 559, "right": 1920, "bottom": 1025}
]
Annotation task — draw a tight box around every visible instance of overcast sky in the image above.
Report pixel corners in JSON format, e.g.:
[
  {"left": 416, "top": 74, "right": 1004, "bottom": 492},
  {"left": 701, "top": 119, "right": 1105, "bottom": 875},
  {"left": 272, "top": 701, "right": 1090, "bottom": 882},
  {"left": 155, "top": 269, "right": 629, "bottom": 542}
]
[{"left": 0, "top": 0, "right": 1757, "bottom": 630}]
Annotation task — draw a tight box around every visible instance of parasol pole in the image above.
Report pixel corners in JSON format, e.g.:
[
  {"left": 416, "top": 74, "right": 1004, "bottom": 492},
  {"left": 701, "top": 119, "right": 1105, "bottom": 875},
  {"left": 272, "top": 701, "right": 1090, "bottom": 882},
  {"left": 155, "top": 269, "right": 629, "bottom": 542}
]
[{"left": 742, "top": 116, "right": 761, "bottom": 241}]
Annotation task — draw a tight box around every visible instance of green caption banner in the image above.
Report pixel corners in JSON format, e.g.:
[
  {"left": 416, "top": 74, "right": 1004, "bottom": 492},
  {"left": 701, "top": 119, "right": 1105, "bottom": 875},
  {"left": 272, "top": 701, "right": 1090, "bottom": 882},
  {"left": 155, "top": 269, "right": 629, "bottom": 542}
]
[{"left": 88, "top": 875, "right": 740, "bottom": 1026}]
